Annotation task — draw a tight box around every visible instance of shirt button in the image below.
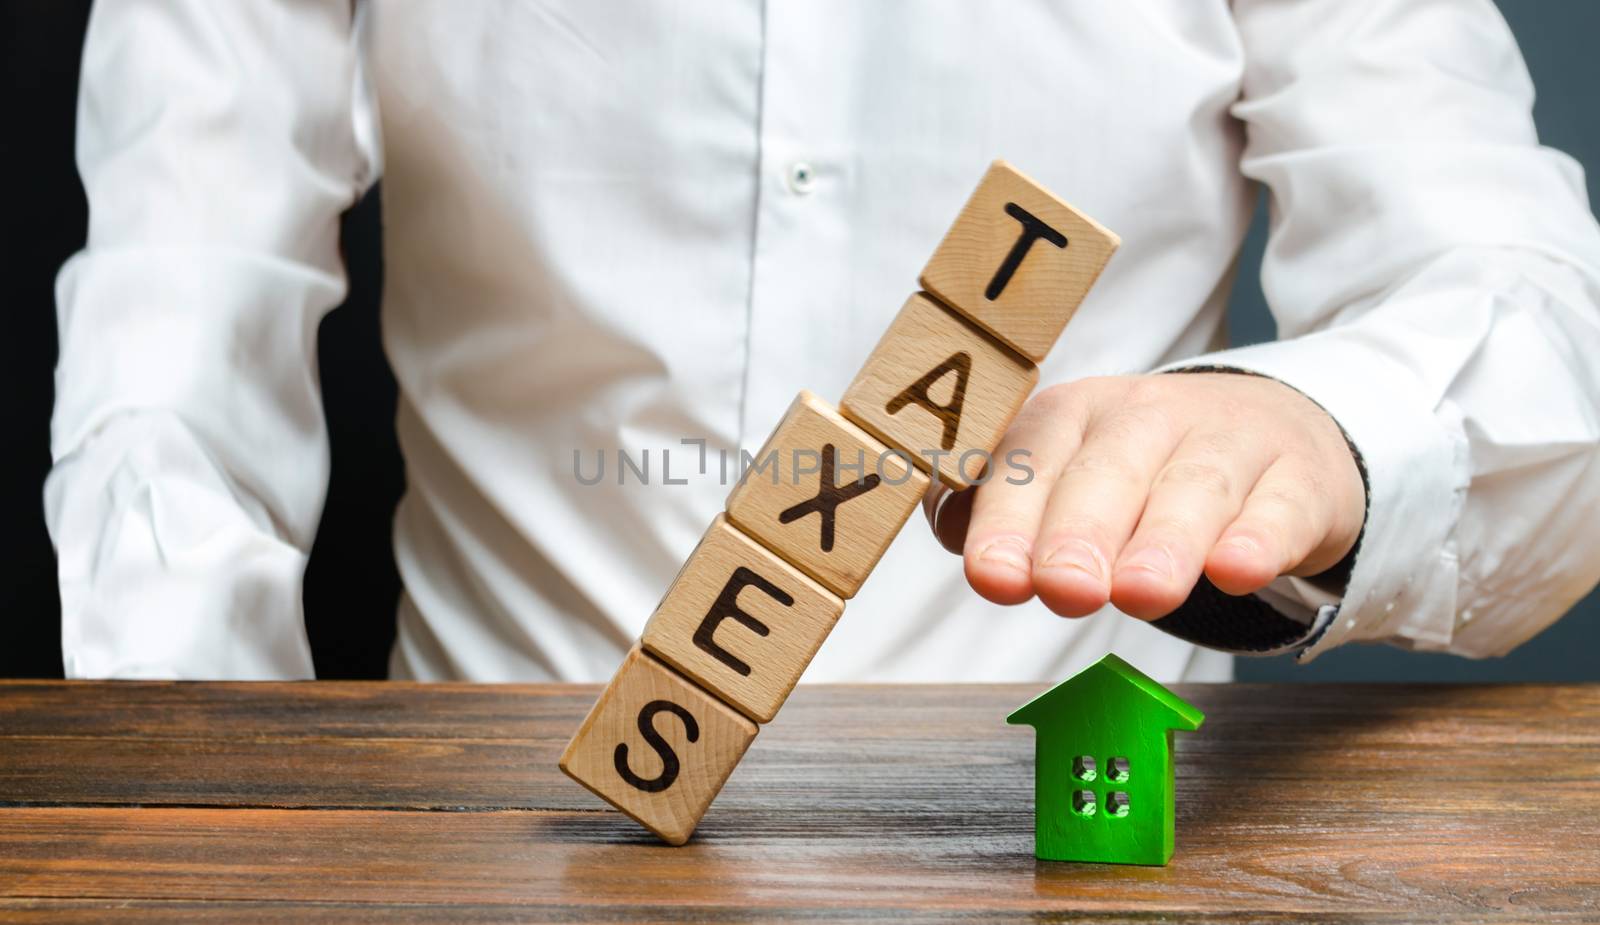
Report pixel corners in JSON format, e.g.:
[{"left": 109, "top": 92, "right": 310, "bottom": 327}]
[{"left": 787, "top": 161, "right": 817, "bottom": 195}]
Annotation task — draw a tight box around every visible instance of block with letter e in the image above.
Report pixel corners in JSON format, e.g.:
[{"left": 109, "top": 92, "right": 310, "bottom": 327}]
[
  {"left": 642, "top": 514, "right": 844, "bottom": 724},
  {"left": 841, "top": 293, "right": 1038, "bottom": 489},
  {"left": 559, "top": 645, "right": 757, "bottom": 846},
  {"left": 920, "top": 159, "right": 1120, "bottom": 363},
  {"left": 727, "top": 391, "right": 930, "bottom": 599}
]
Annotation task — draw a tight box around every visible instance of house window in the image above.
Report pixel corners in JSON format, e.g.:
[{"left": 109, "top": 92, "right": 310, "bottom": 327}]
[{"left": 1068, "top": 756, "right": 1134, "bottom": 820}]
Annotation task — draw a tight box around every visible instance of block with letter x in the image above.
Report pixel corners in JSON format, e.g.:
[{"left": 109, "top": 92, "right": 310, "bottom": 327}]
[
  {"left": 727, "top": 391, "right": 930, "bottom": 599},
  {"left": 562, "top": 160, "right": 1120, "bottom": 844}
]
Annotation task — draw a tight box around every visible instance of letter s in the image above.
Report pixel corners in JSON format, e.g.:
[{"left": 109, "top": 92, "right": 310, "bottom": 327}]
[
  {"left": 1005, "top": 448, "right": 1035, "bottom": 486},
  {"left": 614, "top": 699, "right": 700, "bottom": 793}
]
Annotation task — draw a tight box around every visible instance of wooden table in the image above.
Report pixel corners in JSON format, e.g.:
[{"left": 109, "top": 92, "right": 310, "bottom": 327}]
[{"left": 0, "top": 681, "right": 1596, "bottom": 922}]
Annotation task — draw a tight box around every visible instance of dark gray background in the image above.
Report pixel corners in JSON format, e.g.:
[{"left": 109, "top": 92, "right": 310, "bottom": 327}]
[{"left": 2, "top": 1, "right": 1594, "bottom": 680}]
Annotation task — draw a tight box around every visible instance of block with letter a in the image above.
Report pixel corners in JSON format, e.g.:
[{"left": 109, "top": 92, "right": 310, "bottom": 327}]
[
  {"left": 561, "top": 160, "right": 1119, "bottom": 843},
  {"left": 840, "top": 292, "right": 1038, "bottom": 489}
]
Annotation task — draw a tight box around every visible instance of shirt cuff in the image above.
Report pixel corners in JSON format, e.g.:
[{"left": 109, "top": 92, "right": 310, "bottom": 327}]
[
  {"left": 1151, "top": 575, "right": 1339, "bottom": 657},
  {"left": 1153, "top": 330, "right": 1468, "bottom": 661}
]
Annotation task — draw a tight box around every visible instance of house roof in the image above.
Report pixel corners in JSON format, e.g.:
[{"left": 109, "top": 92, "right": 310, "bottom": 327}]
[{"left": 1006, "top": 653, "right": 1205, "bottom": 731}]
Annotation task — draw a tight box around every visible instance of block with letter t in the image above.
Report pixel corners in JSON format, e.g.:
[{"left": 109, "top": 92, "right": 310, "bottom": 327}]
[{"left": 920, "top": 159, "right": 1119, "bottom": 363}]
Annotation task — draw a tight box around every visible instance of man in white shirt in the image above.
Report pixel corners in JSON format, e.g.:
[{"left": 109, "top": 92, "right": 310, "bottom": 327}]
[{"left": 48, "top": 1, "right": 1600, "bottom": 683}]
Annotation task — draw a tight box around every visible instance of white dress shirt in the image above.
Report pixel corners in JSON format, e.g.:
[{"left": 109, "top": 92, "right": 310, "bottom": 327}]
[{"left": 48, "top": 0, "right": 1600, "bottom": 683}]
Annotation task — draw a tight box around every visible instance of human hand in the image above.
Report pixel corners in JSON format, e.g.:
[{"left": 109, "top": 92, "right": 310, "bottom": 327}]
[{"left": 934, "top": 372, "right": 1366, "bottom": 619}]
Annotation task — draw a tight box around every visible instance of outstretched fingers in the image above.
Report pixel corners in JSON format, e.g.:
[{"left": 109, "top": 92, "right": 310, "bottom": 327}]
[
  {"left": 961, "top": 386, "right": 1092, "bottom": 606},
  {"left": 950, "top": 373, "right": 1366, "bottom": 622},
  {"left": 1110, "top": 430, "right": 1275, "bottom": 619},
  {"left": 1205, "top": 457, "right": 1347, "bottom": 596},
  {"left": 1029, "top": 401, "right": 1182, "bottom": 617}
]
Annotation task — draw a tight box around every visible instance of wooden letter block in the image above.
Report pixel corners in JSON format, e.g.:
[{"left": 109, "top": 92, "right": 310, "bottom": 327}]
[
  {"left": 726, "top": 391, "right": 930, "bottom": 599},
  {"left": 559, "top": 645, "right": 757, "bottom": 845},
  {"left": 919, "top": 160, "right": 1120, "bottom": 363},
  {"left": 841, "top": 293, "right": 1038, "bottom": 489},
  {"left": 641, "top": 514, "right": 843, "bottom": 724}
]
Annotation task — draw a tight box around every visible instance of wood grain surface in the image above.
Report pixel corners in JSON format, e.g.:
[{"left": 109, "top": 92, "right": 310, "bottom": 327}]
[{"left": 1, "top": 680, "right": 1597, "bottom": 922}]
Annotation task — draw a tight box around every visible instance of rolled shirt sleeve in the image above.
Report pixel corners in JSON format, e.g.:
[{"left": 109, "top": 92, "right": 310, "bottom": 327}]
[
  {"left": 46, "top": 0, "right": 378, "bottom": 678},
  {"left": 1160, "top": 0, "right": 1600, "bottom": 660}
]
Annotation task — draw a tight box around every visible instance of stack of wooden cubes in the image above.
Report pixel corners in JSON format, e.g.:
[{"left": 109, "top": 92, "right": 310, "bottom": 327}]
[{"left": 560, "top": 160, "right": 1120, "bottom": 844}]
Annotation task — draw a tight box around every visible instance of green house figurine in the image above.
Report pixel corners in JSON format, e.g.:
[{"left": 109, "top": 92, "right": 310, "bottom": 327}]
[{"left": 1007, "top": 653, "right": 1205, "bottom": 866}]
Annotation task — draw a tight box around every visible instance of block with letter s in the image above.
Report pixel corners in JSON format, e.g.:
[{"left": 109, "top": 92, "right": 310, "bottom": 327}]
[{"left": 559, "top": 645, "right": 757, "bottom": 845}]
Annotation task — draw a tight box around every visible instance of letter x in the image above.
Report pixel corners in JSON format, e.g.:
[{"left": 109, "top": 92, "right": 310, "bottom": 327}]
[{"left": 778, "top": 443, "right": 881, "bottom": 553}]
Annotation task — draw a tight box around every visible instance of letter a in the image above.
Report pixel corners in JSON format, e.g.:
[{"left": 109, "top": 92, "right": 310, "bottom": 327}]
[{"left": 886, "top": 352, "right": 971, "bottom": 451}]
